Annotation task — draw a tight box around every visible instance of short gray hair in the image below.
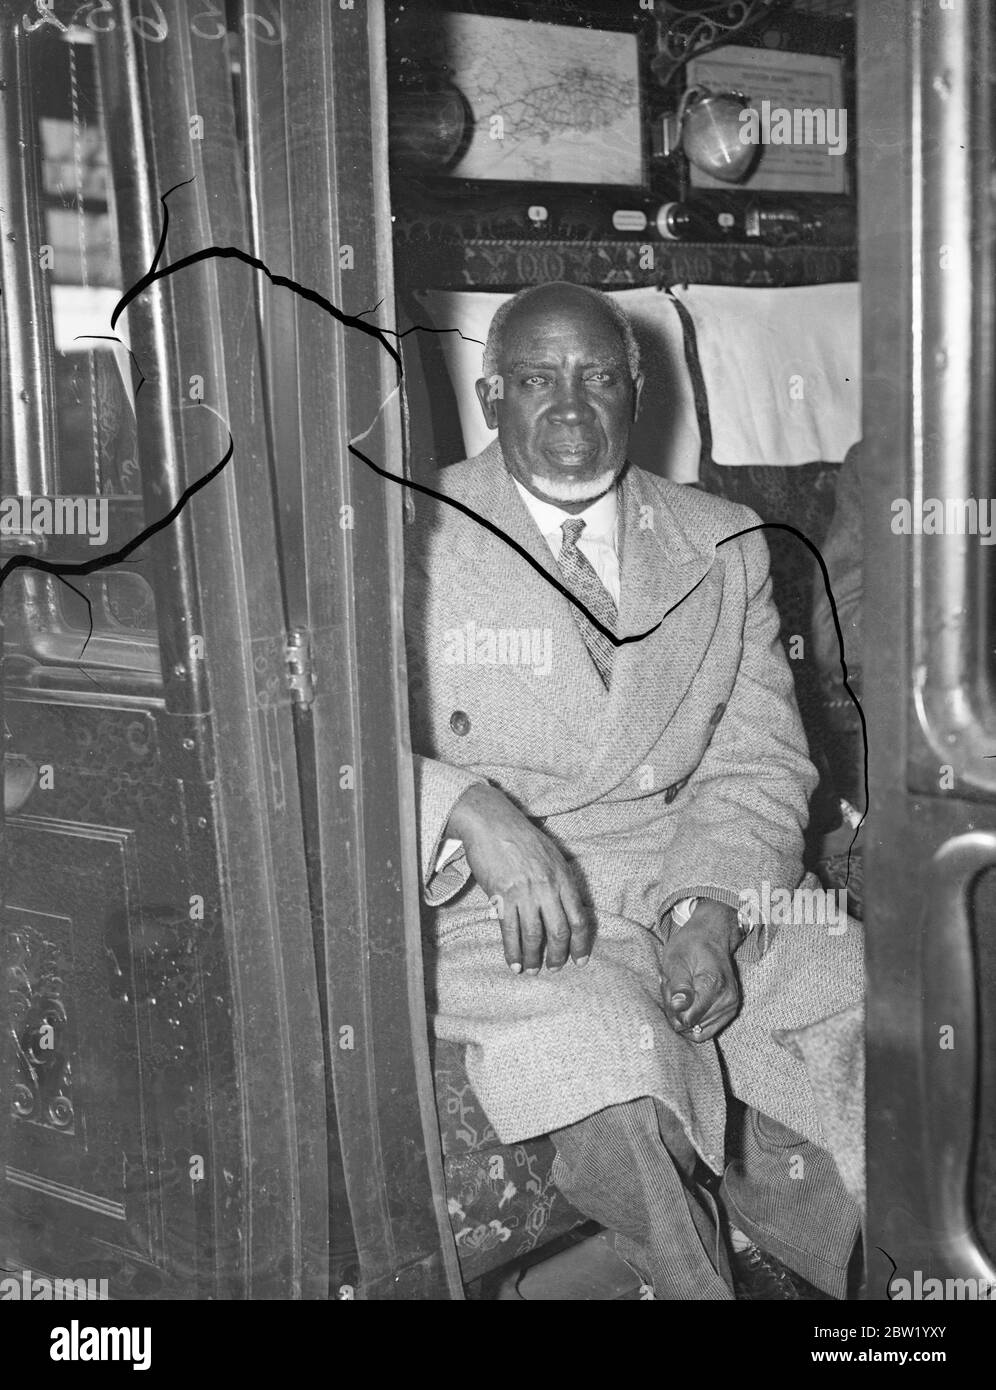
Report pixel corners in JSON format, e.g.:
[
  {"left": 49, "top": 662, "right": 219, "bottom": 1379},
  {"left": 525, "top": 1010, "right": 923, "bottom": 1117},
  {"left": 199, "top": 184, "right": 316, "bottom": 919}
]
[{"left": 481, "top": 284, "right": 641, "bottom": 384}]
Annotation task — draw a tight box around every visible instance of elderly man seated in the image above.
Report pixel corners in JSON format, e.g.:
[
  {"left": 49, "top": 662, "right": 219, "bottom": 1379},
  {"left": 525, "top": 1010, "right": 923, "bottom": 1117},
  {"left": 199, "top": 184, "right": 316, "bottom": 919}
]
[{"left": 405, "top": 282, "right": 863, "bottom": 1300}]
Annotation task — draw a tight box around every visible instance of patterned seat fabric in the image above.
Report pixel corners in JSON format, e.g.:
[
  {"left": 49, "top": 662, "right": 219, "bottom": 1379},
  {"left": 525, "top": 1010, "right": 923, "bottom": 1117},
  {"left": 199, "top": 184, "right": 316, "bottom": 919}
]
[
  {"left": 699, "top": 457, "right": 841, "bottom": 801},
  {"left": 433, "top": 1038, "right": 586, "bottom": 1283},
  {"left": 697, "top": 457, "right": 864, "bottom": 919}
]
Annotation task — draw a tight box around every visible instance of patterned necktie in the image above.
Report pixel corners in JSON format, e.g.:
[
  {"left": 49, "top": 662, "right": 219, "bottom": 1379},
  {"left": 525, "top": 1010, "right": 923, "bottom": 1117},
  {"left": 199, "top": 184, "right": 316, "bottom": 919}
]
[{"left": 556, "top": 516, "right": 617, "bottom": 687}]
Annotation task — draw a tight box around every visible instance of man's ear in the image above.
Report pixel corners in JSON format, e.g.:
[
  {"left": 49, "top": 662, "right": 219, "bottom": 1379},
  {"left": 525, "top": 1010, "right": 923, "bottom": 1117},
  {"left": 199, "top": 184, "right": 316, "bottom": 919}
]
[
  {"left": 475, "top": 375, "right": 502, "bottom": 430},
  {"left": 631, "top": 370, "right": 645, "bottom": 424}
]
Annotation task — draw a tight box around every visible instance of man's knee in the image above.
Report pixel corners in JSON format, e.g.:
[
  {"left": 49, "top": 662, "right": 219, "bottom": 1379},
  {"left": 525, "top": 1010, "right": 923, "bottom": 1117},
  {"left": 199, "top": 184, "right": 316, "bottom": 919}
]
[
  {"left": 723, "top": 1106, "right": 859, "bottom": 1246},
  {"left": 551, "top": 1096, "right": 697, "bottom": 1183},
  {"left": 728, "top": 1106, "right": 831, "bottom": 1186}
]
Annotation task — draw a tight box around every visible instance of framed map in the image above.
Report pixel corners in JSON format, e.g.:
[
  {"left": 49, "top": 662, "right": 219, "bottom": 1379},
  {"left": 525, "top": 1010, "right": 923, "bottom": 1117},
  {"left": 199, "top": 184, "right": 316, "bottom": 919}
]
[{"left": 440, "top": 13, "right": 644, "bottom": 186}]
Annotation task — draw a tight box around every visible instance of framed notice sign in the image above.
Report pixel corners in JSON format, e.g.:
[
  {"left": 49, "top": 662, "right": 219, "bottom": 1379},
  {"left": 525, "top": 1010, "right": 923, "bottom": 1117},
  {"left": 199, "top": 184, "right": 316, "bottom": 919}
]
[{"left": 686, "top": 45, "right": 849, "bottom": 195}]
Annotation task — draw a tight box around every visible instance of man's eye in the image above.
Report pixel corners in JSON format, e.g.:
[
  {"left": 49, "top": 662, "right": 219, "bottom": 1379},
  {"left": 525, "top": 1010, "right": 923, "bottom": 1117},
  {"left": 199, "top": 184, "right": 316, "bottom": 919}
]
[
  {"left": 522, "top": 375, "right": 549, "bottom": 386},
  {"left": 585, "top": 372, "right": 613, "bottom": 384}
]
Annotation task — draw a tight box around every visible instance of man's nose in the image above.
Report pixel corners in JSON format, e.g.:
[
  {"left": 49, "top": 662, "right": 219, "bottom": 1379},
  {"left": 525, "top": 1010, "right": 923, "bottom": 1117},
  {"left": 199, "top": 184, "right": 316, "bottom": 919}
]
[{"left": 548, "top": 378, "right": 592, "bottom": 424}]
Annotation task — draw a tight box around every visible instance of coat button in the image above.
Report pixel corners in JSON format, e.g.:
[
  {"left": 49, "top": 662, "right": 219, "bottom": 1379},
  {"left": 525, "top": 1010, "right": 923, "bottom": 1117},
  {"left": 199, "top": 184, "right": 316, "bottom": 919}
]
[{"left": 449, "top": 710, "right": 471, "bottom": 736}]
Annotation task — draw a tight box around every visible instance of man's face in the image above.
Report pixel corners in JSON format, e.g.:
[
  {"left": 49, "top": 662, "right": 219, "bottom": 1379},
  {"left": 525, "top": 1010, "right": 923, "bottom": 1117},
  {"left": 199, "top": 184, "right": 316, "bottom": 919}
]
[{"left": 475, "top": 293, "right": 643, "bottom": 510}]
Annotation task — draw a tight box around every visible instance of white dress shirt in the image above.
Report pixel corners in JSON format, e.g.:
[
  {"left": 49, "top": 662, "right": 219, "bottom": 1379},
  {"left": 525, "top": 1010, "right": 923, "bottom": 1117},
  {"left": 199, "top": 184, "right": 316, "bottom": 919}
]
[{"left": 511, "top": 477, "right": 621, "bottom": 606}]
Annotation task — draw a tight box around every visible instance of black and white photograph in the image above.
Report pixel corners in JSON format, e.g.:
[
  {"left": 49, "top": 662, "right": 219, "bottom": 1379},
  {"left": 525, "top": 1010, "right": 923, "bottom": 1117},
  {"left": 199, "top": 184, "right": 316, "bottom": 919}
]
[{"left": 0, "top": 0, "right": 991, "bottom": 1358}]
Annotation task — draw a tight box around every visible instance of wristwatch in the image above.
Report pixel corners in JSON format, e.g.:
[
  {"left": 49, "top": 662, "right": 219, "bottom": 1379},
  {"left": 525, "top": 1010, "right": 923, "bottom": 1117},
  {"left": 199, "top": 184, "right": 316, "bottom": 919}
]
[{"left": 671, "top": 896, "right": 755, "bottom": 937}]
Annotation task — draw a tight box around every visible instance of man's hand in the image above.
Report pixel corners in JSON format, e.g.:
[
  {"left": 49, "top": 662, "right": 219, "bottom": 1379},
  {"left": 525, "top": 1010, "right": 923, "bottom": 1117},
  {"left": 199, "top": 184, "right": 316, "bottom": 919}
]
[
  {"left": 659, "top": 899, "right": 742, "bottom": 1042},
  {"left": 446, "top": 783, "right": 593, "bottom": 975}
]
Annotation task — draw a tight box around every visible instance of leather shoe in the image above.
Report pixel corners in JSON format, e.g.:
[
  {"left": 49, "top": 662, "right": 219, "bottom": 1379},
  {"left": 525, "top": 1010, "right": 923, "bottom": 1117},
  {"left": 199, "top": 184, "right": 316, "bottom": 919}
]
[{"left": 731, "top": 1240, "right": 834, "bottom": 1301}]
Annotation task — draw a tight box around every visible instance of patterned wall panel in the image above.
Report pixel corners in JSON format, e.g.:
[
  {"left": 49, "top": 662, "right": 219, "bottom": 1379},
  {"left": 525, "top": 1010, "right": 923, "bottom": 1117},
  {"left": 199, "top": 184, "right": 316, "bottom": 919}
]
[{"left": 1, "top": 698, "right": 242, "bottom": 1298}]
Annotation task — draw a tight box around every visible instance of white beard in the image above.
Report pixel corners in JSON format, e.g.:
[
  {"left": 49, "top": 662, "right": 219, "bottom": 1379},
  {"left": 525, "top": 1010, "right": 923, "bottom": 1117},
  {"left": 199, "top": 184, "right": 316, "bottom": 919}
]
[{"left": 527, "top": 467, "right": 618, "bottom": 504}]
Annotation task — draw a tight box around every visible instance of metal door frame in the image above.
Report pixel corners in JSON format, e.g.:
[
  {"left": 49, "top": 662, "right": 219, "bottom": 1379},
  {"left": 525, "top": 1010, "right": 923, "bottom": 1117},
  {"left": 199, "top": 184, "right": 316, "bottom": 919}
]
[{"left": 861, "top": 0, "right": 996, "bottom": 1296}]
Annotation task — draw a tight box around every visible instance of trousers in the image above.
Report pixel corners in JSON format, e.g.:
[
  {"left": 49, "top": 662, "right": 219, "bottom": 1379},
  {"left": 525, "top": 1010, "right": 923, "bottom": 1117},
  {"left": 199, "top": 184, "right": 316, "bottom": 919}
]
[{"left": 550, "top": 1096, "right": 859, "bottom": 1300}]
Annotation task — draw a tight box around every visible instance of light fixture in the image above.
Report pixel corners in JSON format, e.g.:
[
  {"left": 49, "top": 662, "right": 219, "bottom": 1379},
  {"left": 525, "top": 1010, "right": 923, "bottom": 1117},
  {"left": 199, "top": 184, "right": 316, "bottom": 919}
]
[
  {"left": 679, "top": 86, "right": 757, "bottom": 182},
  {"left": 652, "top": 85, "right": 758, "bottom": 184}
]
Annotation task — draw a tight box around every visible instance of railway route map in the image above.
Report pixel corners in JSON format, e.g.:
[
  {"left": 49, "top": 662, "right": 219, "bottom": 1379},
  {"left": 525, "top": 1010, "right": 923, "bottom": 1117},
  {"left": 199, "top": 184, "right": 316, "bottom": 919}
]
[{"left": 444, "top": 13, "right": 643, "bottom": 186}]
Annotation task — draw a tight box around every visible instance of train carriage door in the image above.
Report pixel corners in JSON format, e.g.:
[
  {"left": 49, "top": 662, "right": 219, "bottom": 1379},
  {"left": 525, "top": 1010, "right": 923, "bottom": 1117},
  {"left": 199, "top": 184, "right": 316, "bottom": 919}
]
[
  {"left": 0, "top": 2, "right": 328, "bottom": 1299},
  {"left": 1, "top": 0, "right": 460, "bottom": 1302},
  {"left": 862, "top": 0, "right": 996, "bottom": 1297},
  {"left": 235, "top": 0, "right": 462, "bottom": 1300}
]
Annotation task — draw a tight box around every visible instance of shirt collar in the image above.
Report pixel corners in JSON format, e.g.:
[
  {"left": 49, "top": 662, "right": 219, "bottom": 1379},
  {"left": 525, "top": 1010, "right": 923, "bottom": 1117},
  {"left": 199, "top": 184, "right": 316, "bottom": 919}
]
[{"left": 512, "top": 476, "right": 618, "bottom": 545}]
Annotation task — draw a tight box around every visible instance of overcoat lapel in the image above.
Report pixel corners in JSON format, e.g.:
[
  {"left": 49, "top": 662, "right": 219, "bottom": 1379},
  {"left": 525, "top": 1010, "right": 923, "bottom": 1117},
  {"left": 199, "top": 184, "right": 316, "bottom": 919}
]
[
  {"left": 442, "top": 441, "right": 609, "bottom": 749},
  {"left": 435, "top": 444, "right": 726, "bottom": 795},
  {"left": 575, "top": 468, "right": 725, "bottom": 800}
]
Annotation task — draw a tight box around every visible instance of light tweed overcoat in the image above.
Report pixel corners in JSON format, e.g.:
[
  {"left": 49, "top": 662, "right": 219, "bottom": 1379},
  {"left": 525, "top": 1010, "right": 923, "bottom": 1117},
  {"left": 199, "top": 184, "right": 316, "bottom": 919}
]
[{"left": 406, "top": 441, "right": 862, "bottom": 1174}]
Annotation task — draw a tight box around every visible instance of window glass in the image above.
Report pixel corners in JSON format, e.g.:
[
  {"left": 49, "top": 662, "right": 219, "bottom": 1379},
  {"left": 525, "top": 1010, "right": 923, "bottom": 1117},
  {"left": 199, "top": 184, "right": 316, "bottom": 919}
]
[{"left": 5, "top": 22, "right": 154, "bottom": 654}]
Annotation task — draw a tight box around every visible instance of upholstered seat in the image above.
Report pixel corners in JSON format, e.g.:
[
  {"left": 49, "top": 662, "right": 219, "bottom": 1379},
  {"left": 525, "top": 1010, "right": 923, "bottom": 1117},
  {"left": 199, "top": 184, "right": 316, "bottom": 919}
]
[{"left": 433, "top": 1038, "right": 587, "bottom": 1283}]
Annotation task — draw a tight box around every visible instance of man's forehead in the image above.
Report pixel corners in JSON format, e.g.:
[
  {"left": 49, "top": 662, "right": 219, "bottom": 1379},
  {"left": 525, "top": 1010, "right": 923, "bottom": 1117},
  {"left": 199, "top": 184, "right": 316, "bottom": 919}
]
[{"left": 500, "top": 304, "right": 627, "bottom": 362}]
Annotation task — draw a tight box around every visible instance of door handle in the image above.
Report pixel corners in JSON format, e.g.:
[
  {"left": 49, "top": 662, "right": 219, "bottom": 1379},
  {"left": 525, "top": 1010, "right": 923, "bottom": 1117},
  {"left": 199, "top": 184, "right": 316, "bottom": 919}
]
[
  {"left": 3, "top": 754, "right": 38, "bottom": 815},
  {"left": 921, "top": 831, "right": 996, "bottom": 1283},
  {"left": 912, "top": 1, "right": 996, "bottom": 797}
]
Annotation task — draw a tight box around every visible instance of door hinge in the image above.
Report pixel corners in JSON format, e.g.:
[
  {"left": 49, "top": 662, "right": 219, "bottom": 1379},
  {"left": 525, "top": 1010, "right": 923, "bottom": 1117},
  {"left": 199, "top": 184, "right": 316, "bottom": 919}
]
[{"left": 284, "top": 629, "right": 315, "bottom": 707}]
